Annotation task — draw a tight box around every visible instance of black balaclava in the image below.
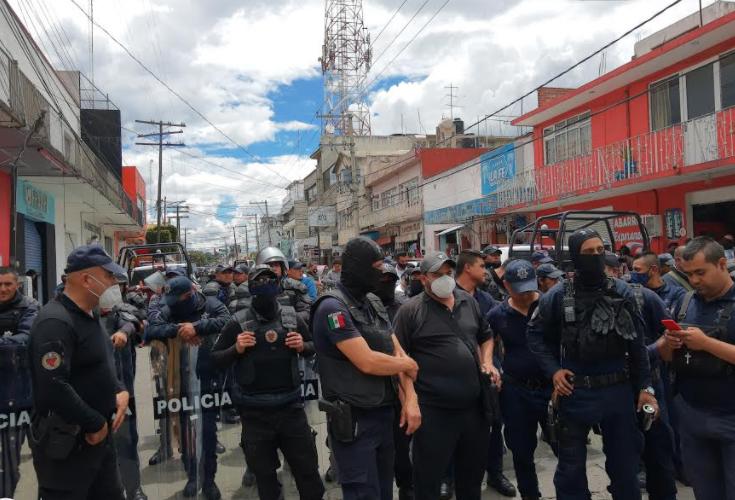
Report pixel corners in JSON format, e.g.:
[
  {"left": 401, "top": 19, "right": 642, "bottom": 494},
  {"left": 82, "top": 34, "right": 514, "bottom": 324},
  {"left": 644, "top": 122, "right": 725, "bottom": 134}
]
[
  {"left": 375, "top": 277, "right": 397, "bottom": 304},
  {"left": 569, "top": 228, "right": 606, "bottom": 288},
  {"left": 250, "top": 269, "right": 280, "bottom": 320},
  {"left": 341, "top": 237, "right": 383, "bottom": 298}
]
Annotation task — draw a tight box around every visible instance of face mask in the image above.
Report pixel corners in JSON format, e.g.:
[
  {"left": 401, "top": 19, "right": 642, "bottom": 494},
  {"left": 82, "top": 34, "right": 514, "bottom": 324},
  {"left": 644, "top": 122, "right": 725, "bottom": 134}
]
[
  {"left": 576, "top": 254, "right": 607, "bottom": 288},
  {"left": 629, "top": 271, "right": 649, "bottom": 286},
  {"left": 87, "top": 274, "right": 118, "bottom": 302},
  {"left": 485, "top": 262, "right": 501, "bottom": 270},
  {"left": 170, "top": 295, "right": 197, "bottom": 317},
  {"left": 375, "top": 280, "right": 397, "bottom": 303},
  {"left": 99, "top": 284, "right": 123, "bottom": 310},
  {"left": 408, "top": 278, "right": 424, "bottom": 297},
  {"left": 430, "top": 275, "right": 456, "bottom": 299},
  {"left": 250, "top": 282, "right": 281, "bottom": 298}
]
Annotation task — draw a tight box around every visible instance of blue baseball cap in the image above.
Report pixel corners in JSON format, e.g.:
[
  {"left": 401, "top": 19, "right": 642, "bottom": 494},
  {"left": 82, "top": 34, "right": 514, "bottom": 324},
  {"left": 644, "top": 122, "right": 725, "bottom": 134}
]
[
  {"left": 481, "top": 245, "right": 502, "bottom": 256},
  {"left": 287, "top": 260, "right": 304, "bottom": 270},
  {"left": 164, "top": 267, "right": 186, "bottom": 278},
  {"left": 658, "top": 253, "right": 675, "bottom": 268},
  {"left": 64, "top": 244, "right": 126, "bottom": 279},
  {"left": 164, "top": 276, "right": 194, "bottom": 306},
  {"left": 531, "top": 251, "right": 553, "bottom": 264},
  {"left": 536, "top": 263, "right": 564, "bottom": 280},
  {"left": 504, "top": 260, "right": 538, "bottom": 293}
]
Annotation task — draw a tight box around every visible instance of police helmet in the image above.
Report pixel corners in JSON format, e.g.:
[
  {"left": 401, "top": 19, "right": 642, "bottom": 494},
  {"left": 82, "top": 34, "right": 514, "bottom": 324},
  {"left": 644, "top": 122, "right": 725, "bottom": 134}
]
[
  {"left": 248, "top": 264, "right": 278, "bottom": 283},
  {"left": 255, "top": 247, "right": 289, "bottom": 270}
]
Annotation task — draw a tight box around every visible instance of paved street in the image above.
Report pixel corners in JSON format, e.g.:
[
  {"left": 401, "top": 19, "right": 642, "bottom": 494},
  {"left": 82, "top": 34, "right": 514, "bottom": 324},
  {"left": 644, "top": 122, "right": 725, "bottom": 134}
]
[{"left": 13, "top": 345, "right": 695, "bottom": 500}]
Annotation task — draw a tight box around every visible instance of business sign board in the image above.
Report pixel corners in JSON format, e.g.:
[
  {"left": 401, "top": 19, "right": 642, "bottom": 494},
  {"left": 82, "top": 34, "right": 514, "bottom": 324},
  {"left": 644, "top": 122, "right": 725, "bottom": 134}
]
[
  {"left": 481, "top": 143, "right": 516, "bottom": 196},
  {"left": 308, "top": 206, "right": 336, "bottom": 227}
]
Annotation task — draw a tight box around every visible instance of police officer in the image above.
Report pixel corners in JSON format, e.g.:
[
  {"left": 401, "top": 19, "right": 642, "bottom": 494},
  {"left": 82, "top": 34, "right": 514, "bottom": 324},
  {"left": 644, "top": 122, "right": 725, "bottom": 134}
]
[
  {"left": 289, "top": 260, "right": 318, "bottom": 301},
  {"left": 631, "top": 253, "right": 686, "bottom": 311},
  {"left": 211, "top": 265, "right": 325, "bottom": 500},
  {"left": 203, "top": 264, "right": 236, "bottom": 304},
  {"left": 0, "top": 266, "right": 39, "bottom": 498},
  {"left": 403, "top": 266, "right": 423, "bottom": 298},
  {"left": 374, "top": 263, "right": 406, "bottom": 322},
  {"left": 530, "top": 251, "right": 553, "bottom": 269},
  {"left": 527, "top": 229, "right": 658, "bottom": 500},
  {"left": 488, "top": 260, "right": 554, "bottom": 500},
  {"left": 256, "top": 247, "right": 312, "bottom": 322},
  {"left": 311, "top": 236, "right": 418, "bottom": 500},
  {"left": 323, "top": 259, "right": 342, "bottom": 290},
  {"left": 233, "top": 263, "right": 249, "bottom": 286},
  {"left": 28, "top": 245, "right": 129, "bottom": 499},
  {"left": 663, "top": 246, "right": 694, "bottom": 292},
  {"left": 536, "top": 263, "right": 564, "bottom": 293},
  {"left": 659, "top": 237, "right": 735, "bottom": 499},
  {"left": 99, "top": 281, "right": 148, "bottom": 500},
  {"left": 145, "top": 276, "right": 230, "bottom": 499},
  {"left": 229, "top": 280, "right": 252, "bottom": 313},
  {"left": 481, "top": 245, "right": 507, "bottom": 301}
]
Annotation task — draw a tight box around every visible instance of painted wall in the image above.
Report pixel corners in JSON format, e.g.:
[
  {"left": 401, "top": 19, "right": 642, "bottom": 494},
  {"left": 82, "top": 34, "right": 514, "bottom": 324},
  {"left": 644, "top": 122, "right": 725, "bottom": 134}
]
[
  {"left": 419, "top": 148, "right": 488, "bottom": 179},
  {"left": 0, "top": 171, "right": 10, "bottom": 266}
]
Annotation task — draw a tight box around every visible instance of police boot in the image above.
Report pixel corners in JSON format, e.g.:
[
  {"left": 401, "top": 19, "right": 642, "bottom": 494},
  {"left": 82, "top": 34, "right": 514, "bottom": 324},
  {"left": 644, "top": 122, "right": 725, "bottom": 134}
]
[
  {"left": 223, "top": 408, "right": 240, "bottom": 424},
  {"left": 202, "top": 481, "right": 222, "bottom": 500},
  {"left": 398, "top": 485, "right": 415, "bottom": 500},
  {"left": 439, "top": 480, "right": 454, "bottom": 500},
  {"left": 182, "top": 478, "right": 198, "bottom": 498},
  {"left": 132, "top": 487, "right": 148, "bottom": 500},
  {"left": 242, "top": 467, "right": 256, "bottom": 487},
  {"left": 148, "top": 446, "right": 172, "bottom": 465},
  {"left": 487, "top": 473, "right": 517, "bottom": 497},
  {"left": 216, "top": 440, "right": 226, "bottom": 454},
  {"left": 324, "top": 465, "right": 336, "bottom": 483}
]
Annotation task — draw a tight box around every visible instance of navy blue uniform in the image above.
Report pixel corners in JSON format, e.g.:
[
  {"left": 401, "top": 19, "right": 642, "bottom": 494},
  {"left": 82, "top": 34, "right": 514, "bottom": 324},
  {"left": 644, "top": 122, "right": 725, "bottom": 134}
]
[
  {"left": 487, "top": 297, "right": 553, "bottom": 499},
  {"left": 671, "top": 285, "right": 735, "bottom": 500},
  {"left": 527, "top": 279, "right": 651, "bottom": 500}
]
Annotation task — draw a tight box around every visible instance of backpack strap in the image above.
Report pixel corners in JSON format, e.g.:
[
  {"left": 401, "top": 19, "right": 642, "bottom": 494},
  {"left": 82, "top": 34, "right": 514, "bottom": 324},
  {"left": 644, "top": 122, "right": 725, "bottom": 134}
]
[{"left": 677, "top": 291, "right": 695, "bottom": 323}]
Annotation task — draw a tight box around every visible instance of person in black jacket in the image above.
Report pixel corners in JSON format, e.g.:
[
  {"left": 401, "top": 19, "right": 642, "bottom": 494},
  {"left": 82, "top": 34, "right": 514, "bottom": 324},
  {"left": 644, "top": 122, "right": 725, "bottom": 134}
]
[
  {"left": 0, "top": 266, "right": 39, "bottom": 498},
  {"left": 211, "top": 265, "right": 324, "bottom": 500},
  {"left": 28, "top": 245, "right": 129, "bottom": 500},
  {"left": 145, "top": 276, "right": 230, "bottom": 500}
]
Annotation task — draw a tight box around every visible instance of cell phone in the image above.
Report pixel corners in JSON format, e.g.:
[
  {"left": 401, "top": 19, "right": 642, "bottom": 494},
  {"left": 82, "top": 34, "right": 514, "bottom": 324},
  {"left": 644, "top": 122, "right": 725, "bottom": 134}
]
[{"left": 661, "top": 319, "right": 682, "bottom": 331}]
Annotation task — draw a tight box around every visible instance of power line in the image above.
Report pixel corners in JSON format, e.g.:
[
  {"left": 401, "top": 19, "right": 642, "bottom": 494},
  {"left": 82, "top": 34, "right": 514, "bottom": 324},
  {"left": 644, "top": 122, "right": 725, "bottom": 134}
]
[{"left": 371, "top": 0, "right": 409, "bottom": 45}]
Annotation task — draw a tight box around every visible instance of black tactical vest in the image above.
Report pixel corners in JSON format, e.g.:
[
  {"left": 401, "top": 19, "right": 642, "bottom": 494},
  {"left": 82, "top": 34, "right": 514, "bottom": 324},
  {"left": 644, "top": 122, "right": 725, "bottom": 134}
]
[
  {"left": 0, "top": 295, "right": 34, "bottom": 411},
  {"left": 312, "top": 288, "right": 395, "bottom": 408},
  {"left": 233, "top": 305, "right": 301, "bottom": 398},
  {"left": 560, "top": 279, "right": 634, "bottom": 362},
  {"left": 673, "top": 291, "right": 735, "bottom": 377}
]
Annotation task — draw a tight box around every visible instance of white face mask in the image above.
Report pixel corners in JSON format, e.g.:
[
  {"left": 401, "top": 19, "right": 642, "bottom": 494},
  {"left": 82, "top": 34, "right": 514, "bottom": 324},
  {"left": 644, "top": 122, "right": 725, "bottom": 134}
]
[
  {"left": 430, "top": 274, "right": 456, "bottom": 299},
  {"left": 99, "top": 284, "right": 123, "bottom": 310}
]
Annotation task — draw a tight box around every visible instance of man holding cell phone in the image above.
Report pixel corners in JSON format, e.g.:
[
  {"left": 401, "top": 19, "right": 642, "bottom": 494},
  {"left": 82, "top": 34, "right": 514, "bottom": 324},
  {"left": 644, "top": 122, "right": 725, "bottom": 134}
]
[{"left": 659, "top": 237, "right": 735, "bottom": 500}]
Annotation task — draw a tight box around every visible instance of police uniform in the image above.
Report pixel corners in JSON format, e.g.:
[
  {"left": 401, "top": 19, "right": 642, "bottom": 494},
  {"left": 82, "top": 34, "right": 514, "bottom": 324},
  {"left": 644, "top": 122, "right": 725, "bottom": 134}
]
[
  {"left": 312, "top": 284, "right": 396, "bottom": 500},
  {"left": 145, "top": 278, "right": 230, "bottom": 499},
  {"left": 527, "top": 229, "right": 652, "bottom": 500},
  {"left": 229, "top": 282, "right": 252, "bottom": 313},
  {"left": 670, "top": 283, "right": 735, "bottom": 499},
  {"left": 0, "top": 290, "right": 39, "bottom": 498},
  {"left": 255, "top": 247, "right": 313, "bottom": 323},
  {"left": 211, "top": 265, "right": 324, "bottom": 500}
]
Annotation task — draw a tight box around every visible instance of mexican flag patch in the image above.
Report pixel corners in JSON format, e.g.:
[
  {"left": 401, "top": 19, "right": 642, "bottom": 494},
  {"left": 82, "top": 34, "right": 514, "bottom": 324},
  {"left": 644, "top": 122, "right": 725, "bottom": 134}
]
[{"left": 327, "top": 311, "right": 347, "bottom": 330}]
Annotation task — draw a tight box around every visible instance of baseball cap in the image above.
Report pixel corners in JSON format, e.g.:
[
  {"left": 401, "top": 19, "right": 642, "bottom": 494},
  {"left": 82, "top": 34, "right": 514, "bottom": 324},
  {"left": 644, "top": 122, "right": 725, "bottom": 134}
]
[
  {"left": 64, "top": 245, "right": 126, "bottom": 279},
  {"left": 531, "top": 251, "right": 553, "bottom": 264},
  {"left": 164, "top": 276, "right": 194, "bottom": 306},
  {"left": 536, "top": 263, "right": 564, "bottom": 280},
  {"left": 287, "top": 260, "right": 304, "bottom": 270},
  {"left": 420, "top": 252, "right": 456, "bottom": 274},
  {"left": 481, "top": 245, "right": 502, "bottom": 256},
  {"left": 658, "top": 253, "right": 675, "bottom": 268},
  {"left": 233, "top": 263, "right": 249, "bottom": 274},
  {"left": 504, "top": 260, "right": 538, "bottom": 293},
  {"left": 165, "top": 267, "right": 186, "bottom": 278},
  {"left": 215, "top": 264, "right": 234, "bottom": 273},
  {"left": 604, "top": 252, "right": 621, "bottom": 268}
]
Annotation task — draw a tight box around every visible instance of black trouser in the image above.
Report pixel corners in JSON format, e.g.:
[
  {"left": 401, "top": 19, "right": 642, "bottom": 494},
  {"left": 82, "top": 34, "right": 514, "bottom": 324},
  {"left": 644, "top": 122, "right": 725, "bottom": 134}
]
[
  {"left": 393, "top": 403, "right": 413, "bottom": 489},
  {"left": 32, "top": 435, "right": 124, "bottom": 500},
  {"left": 239, "top": 404, "right": 324, "bottom": 500},
  {"left": 180, "top": 374, "right": 219, "bottom": 485},
  {"left": 112, "top": 404, "right": 142, "bottom": 496},
  {"left": 412, "top": 404, "right": 489, "bottom": 500},
  {"left": 0, "top": 422, "right": 24, "bottom": 498}
]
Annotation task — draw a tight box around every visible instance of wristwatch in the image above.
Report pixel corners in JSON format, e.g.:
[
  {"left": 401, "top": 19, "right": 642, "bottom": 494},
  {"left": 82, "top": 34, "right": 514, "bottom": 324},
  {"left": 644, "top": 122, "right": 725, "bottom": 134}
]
[{"left": 643, "top": 386, "right": 655, "bottom": 396}]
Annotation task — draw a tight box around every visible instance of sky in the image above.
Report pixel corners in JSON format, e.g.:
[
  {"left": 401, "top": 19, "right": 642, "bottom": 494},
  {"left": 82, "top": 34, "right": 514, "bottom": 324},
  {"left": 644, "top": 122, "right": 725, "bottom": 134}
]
[{"left": 7, "top": 0, "right": 719, "bottom": 251}]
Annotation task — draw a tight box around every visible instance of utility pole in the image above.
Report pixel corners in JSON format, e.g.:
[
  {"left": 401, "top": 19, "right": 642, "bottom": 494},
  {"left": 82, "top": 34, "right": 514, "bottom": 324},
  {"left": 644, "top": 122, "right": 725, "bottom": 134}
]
[
  {"left": 232, "top": 226, "right": 238, "bottom": 260},
  {"left": 250, "top": 201, "right": 272, "bottom": 247},
  {"left": 183, "top": 228, "right": 188, "bottom": 248},
  {"left": 135, "top": 119, "right": 185, "bottom": 242},
  {"left": 235, "top": 225, "right": 250, "bottom": 257},
  {"left": 166, "top": 201, "right": 189, "bottom": 242},
  {"left": 445, "top": 83, "right": 458, "bottom": 119}
]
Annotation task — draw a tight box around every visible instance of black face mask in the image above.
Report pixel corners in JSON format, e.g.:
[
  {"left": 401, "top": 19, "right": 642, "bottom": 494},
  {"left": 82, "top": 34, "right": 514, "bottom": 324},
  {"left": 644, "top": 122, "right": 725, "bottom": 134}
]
[
  {"left": 569, "top": 228, "right": 607, "bottom": 288},
  {"left": 341, "top": 237, "right": 384, "bottom": 297},
  {"left": 485, "top": 262, "right": 501, "bottom": 270},
  {"left": 250, "top": 281, "right": 280, "bottom": 320},
  {"left": 375, "top": 279, "right": 397, "bottom": 303},
  {"left": 408, "top": 278, "right": 424, "bottom": 297}
]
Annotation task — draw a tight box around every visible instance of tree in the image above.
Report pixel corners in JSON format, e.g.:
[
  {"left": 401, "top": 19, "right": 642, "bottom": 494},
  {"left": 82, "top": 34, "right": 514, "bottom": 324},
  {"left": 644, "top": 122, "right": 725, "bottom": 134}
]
[
  {"left": 189, "top": 250, "right": 217, "bottom": 268},
  {"left": 146, "top": 225, "right": 178, "bottom": 244}
]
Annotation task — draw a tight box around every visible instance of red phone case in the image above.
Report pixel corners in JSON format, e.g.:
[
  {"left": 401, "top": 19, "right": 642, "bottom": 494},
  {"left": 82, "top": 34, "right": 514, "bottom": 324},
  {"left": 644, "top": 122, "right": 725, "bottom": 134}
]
[{"left": 661, "top": 319, "right": 682, "bottom": 331}]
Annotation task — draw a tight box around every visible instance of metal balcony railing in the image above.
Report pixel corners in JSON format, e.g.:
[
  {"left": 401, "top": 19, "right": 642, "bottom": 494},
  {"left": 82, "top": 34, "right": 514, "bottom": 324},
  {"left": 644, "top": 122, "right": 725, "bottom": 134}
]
[
  {"left": 362, "top": 197, "right": 422, "bottom": 229},
  {"left": 495, "top": 107, "right": 735, "bottom": 211}
]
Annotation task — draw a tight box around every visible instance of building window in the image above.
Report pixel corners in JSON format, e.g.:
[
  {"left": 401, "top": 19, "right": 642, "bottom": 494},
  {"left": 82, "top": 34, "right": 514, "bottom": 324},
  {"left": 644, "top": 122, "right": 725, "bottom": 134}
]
[
  {"left": 720, "top": 52, "right": 735, "bottom": 110},
  {"left": 381, "top": 187, "right": 398, "bottom": 209},
  {"left": 305, "top": 185, "right": 317, "bottom": 203},
  {"left": 400, "top": 178, "right": 419, "bottom": 205},
  {"left": 542, "top": 112, "right": 591, "bottom": 165},
  {"left": 686, "top": 62, "right": 715, "bottom": 120},
  {"left": 322, "top": 165, "right": 337, "bottom": 189},
  {"left": 372, "top": 195, "right": 381, "bottom": 211},
  {"left": 650, "top": 76, "right": 681, "bottom": 131}
]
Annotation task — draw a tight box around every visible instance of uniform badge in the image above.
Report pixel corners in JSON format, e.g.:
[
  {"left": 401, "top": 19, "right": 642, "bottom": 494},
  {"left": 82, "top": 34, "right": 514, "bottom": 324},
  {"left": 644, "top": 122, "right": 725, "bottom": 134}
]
[
  {"left": 265, "top": 330, "right": 278, "bottom": 343},
  {"left": 517, "top": 267, "right": 529, "bottom": 280},
  {"left": 41, "top": 352, "right": 62, "bottom": 370},
  {"left": 327, "top": 311, "right": 346, "bottom": 330}
]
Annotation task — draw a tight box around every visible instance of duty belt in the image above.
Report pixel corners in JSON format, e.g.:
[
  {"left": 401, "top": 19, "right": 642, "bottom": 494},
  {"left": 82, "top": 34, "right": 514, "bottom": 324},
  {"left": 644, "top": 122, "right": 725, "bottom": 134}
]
[
  {"left": 503, "top": 373, "right": 551, "bottom": 391},
  {"left": 574, "top": 371, "right": 628, "bottom": 389}
]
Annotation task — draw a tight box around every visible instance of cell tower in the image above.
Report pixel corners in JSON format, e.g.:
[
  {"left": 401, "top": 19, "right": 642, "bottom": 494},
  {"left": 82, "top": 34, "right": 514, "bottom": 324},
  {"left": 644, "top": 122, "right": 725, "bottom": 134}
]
[{"left": 320, "top": 0, "right": 372, "bottom": 136}]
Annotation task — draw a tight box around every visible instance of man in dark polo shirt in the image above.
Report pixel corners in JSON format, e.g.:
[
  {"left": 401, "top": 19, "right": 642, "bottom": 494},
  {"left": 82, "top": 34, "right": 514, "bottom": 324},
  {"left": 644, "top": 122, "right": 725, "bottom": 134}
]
[
  {"left": 394, "top": 252, "right": 497, "bottom": 500},
  {"left": 28, "top": 245, "right": 130, "bottom": 500}
]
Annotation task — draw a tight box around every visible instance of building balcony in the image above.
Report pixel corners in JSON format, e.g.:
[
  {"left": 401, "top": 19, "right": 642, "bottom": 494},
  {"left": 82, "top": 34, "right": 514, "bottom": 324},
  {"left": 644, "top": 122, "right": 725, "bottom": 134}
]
[
  {"left": 361, "top": 198, "right": 422, "bottom": 230},
  {"left": 496, "top": 107, "right": 735, "bottom": 211}
]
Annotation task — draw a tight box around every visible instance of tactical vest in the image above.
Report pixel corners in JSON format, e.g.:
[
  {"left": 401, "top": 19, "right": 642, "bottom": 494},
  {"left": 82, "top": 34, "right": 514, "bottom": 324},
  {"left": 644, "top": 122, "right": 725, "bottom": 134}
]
[
  {"left": 0, "top": 296, "right": 34, "bottom": 411},
  {"left": 673, "top": 291, "right": 735, "bottom": 378},
  {"left": 232, "top": 305, "right": 301, "bottom": 401},
  {"left": 311, "top": 288, "right": 395, "bottom": 408},
  {"left": 560, "top": 279, "right": 635, "bottom": 362}
]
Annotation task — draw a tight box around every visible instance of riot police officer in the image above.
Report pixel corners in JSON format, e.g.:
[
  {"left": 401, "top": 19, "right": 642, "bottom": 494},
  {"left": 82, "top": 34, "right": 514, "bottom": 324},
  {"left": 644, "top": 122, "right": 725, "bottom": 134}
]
[
  {"left": 481, "top": 245, "right": 507, "bottom": 301},
  {"left": 311, "top": 236, "right": 418, "bottom": 500},
  {"left": 28, "top": 245, "right": 130, "bottom": 500},
  {"left": 203, "top": 265, "right": 236, "bottom": 304},
  {"left": 233, "top": 263, "right": 249, "bottom": 286},
  {"left": 211, "top": 265, "right": 325, "bottom": 500},
  {"left": 256, "top": 247, "right": 312, "bottom": 322},
  {"left": 527, "top": 229, "right": 657, "bottom": 499},
  {"left": 145, "top": 276, "right": 230, "bottom": 499},
  {"left": 660, "top": 237, "right": 735, "bottom": 499},
  {"left": 0, "top": 266, "right": 39, "bottom": 498},
  {"left": 374, "top": 263, "right": 406, "bottom": 322}
]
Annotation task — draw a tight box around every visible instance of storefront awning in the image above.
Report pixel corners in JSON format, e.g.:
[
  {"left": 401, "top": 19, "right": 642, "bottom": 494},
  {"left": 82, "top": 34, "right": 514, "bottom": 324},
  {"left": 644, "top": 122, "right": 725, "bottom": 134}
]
[
  {"left": 395, "top": 233, "right": 418, "bottom": 243},
  {"left": 435, "top": 224, "right": 465, "bottom": 237}
]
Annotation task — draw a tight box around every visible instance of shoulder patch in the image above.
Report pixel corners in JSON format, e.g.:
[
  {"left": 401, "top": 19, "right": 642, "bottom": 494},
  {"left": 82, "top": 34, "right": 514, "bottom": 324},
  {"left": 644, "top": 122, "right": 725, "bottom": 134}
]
[
  {"left": 41, "top": 351, "right": 62, "bottom": 370},
  {"left": 327, "top": 311, "right": 347, "bottom": 330}
]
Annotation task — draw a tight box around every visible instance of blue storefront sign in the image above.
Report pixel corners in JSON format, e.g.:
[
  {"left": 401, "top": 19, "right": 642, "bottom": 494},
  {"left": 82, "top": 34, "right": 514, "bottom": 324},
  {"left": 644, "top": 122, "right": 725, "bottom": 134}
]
[
  {"left": 16, "top": 180, "right": 55, "bottom": 224},
  {"left": 481, "top": 143, "right": 515, "bottom": 196},
  {"left": 424, "top": 196, "right": 497, "bottom": 225}
]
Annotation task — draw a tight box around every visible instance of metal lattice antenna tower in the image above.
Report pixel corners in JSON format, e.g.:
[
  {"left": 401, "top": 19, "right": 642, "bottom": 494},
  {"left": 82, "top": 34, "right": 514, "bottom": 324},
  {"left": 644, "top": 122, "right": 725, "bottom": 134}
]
[{"left": 320, "top": 0, "right": 372, "bottom": 136}]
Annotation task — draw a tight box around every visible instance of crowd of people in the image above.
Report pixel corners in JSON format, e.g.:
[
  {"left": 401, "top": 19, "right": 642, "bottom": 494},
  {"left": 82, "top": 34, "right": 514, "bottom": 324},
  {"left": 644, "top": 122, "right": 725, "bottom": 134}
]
[{"left": 1, "top": 230, "right": 734, "bottom": 500}]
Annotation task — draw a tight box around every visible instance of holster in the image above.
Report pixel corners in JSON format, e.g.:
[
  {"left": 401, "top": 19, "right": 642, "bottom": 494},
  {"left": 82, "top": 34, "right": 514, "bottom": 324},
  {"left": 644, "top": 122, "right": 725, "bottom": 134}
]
[
  {"left": 30, "top": 413, "right": 81, "bottom": 460},
  {"left": 318, "top": 399, "right": 356, "bottom": 443},
  {"left": 546, "top": 395, "right": 560, "bottom": 447}
]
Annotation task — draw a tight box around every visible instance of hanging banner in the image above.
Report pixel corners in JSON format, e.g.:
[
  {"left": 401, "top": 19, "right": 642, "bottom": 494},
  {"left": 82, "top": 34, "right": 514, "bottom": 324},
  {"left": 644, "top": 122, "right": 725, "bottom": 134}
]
[{"left": 308, "top": 206, "right": 336, "bottom": 227}]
